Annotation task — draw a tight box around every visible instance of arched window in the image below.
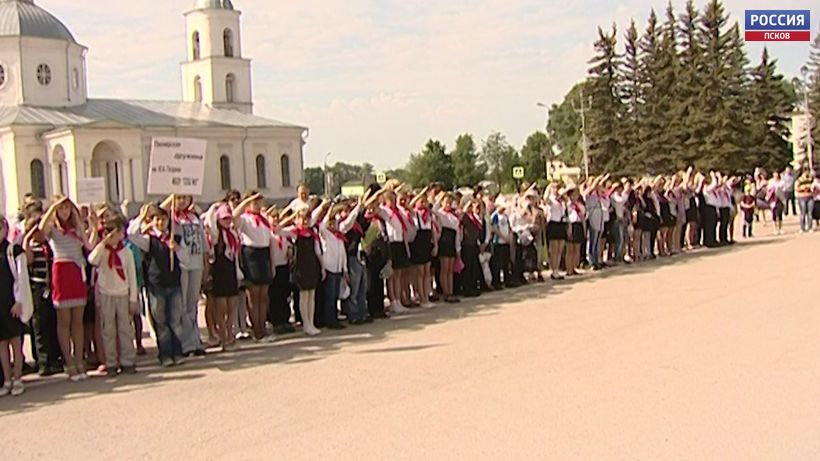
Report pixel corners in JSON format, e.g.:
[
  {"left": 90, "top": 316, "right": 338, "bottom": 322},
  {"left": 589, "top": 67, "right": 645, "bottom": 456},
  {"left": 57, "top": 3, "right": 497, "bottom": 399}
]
[
  {"left": 280, "top": 154, "right": 291, "bottom": 188},
  {"left": 256, "top": 155, "right": 267, "bottom": 189},
  {"left": 30, "top": 159, "right": 46, "bottom": 198},
  {"left": 194, "top": 76, "right": 203, "bottom": 103},
  {"left": 225, "top": 74, "right": 235, "bottom": 103},
  {"left": 219, "top": 155, "right": 231, "bottom": 190},
  {"left": 192, "top": 31, "right": 201, "bottom": 60},
  {"left": 223, "top": 28, "right": 234, "bottom": 57}
]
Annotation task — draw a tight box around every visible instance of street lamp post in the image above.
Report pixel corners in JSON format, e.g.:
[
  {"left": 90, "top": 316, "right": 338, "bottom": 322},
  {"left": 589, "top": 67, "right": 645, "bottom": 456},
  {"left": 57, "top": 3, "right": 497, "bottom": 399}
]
[
  {"left": 572, "top": 86, "right": 592, "bottom": 179},
  {"left": 800, "top": 65, "right": 814, "bottom": 173},
  {"left": 323, "top": 152, "right": 332, "bottom": 197},
  {"left": 536, "top": 102, "right": 551, "bottom": 181}
]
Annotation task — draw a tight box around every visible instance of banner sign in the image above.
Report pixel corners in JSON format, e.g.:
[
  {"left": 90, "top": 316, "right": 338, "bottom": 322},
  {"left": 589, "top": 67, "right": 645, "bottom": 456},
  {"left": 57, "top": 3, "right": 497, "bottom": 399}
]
[
  {"left": 147, "top": 137, "right": 207, "bottom": 196},
  {"left": 744, "top": 10, "right": 811, "bottom": 42}
]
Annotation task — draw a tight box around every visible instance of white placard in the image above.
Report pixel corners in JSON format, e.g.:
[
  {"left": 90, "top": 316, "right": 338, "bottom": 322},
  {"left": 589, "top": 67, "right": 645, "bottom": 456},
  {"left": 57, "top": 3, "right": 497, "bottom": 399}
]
[
  {"left": 75, "top": 178, "right": 107, "bottom": 204},
  {"left": 147, "top": 137, "right": 207, "bottom": 196},
  {"left": 512, "top": 166, "right": 525, "bottom": 179}
]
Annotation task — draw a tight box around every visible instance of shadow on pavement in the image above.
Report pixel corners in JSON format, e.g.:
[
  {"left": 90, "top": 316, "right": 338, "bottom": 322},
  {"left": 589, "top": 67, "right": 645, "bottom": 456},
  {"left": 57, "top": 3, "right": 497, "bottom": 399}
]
[{"left": 0, "top": 234, "right": 793, "bottom": 415}]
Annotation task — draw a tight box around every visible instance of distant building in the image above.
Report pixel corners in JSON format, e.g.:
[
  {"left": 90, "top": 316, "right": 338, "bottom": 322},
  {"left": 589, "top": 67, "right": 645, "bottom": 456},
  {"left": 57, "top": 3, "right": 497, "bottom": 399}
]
[{"left": 0, "top": 0, "right": 307, "bottom": 217}]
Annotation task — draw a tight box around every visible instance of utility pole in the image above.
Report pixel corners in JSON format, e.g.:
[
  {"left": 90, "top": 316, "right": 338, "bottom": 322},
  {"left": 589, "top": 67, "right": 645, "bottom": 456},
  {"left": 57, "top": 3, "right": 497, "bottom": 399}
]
[
  {"left": 323, "top": 152, "right": 332, "bottom": 197},
  {"left": 572, "top": 86, "right": 592, "bottom": 179},
  {"left": 801, "top": 65, "right": 814, "bottom": 173},
  {"left": 536, "top": 102, "right": 552, "bottom": 181}
]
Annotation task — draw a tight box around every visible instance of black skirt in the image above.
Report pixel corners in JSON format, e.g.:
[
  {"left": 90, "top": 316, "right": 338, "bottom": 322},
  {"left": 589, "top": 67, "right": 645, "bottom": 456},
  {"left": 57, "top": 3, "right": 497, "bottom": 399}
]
[
  {"left": 568, "top": 222, "right": 585, "bottom": 244},
  {"left": 211, "top": 251, "right": 239, "bottom": 298},
  {"left": 240, "top": 246, "right": 273, "bottom": 286},
  {"left": 546, "top": 221, "right": 567, "bottom": 241},
  {"left": 291, "top": 236, "right": 321, "bottom": 291},
  {"left": 438, "top": 227, "right": 457, "bottom": 258},
  {"left": 410, "top": 229, "right": 433, "bottom": 265},
  {"left": 389, "top": 241, "right": 411, "bottom": 270},
  {"left": 0, "top": 251, "right": 25, "bottom": 341}
]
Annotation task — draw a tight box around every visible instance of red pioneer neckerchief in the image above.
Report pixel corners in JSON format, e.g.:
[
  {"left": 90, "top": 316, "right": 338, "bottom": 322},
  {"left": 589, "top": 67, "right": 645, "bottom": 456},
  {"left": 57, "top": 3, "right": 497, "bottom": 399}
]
[{"left": 105, "top": 241, "right": 126, "bottom": 281}]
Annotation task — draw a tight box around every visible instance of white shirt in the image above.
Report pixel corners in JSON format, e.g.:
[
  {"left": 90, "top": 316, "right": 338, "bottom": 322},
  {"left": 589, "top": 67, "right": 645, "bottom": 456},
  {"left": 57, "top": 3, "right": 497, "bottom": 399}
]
[
  {"left": 288, "top": 197, "right": 311, "bottom": 213},
  {"left": 236, "top": 213, "right": 273, "bottom": 248},
  {"left": 611, "top": 191, "right": 627, "bottom": 220},
  {"left": 377, "top": 205, "right": 408, "bottom": 243},
  {"left": 545, "top": 195, "right": 566, "bottom": 222},
  {"left": 491, "top": 210, "right": 511, "bottom": 244},
  {"left": 88, "top": 243, "right": 139, "bottom": 303},
  {"left": 270, "top": 231, "right": 291, "bottom": 267},
  {"left": 568, "top": 201, "right": 585, "bottom": 223},
  {"left": 318, "top": 222, "right": 348, "bottom": 274}
]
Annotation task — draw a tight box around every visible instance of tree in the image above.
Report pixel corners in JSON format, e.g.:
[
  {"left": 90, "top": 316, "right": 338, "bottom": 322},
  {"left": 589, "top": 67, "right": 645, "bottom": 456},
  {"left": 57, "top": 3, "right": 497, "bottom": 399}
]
[
  {"left": 480, "top": 132, "right": 519, "bottom": 190},
  {"left": 384, "top": 167, "right": 410, "bottom": 184},
  {"left": 405, "top": 139, "right": 454, "bottom": 189},
  {"left": 674, "top": 0, "right": 707, "bottom": 168},
  {"left": 696, "top": 0, "right": 750, "bottom": 170},
  {"left": 807, "top": 28, "right": 820, "bottom": 166},
  {"left": 450, "top": 134, "right": 487, "bottom": 187},
  {"left": 746, "top": 47, "right": 795, "bottom": 171},
  {"left": 303, "top": 167, "right": 324, "bottom": 194},
  {"left": 548, "top": 82, "right": 585, "bottom": 167},
  {"left": 520, "top": 131, "right": 549, "bottom": 182},
  {"left": 620, "top": 19, "right": 642, "bottom": 171},
  {"left": 587, "top": 24, "right": 624, "bottom": 174}
]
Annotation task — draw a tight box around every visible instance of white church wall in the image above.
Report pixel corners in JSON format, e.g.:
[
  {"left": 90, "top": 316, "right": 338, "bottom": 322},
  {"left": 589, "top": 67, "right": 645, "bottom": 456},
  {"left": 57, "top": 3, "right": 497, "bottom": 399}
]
[
  {"left": 0, "top": 38, "right": 23, "bottom": 106},
  {"left": 186, "top": 9, "right": 243, "bottom": 60},
  {"left": 19, "top": 38, "right": 74, "bottom": 107}
]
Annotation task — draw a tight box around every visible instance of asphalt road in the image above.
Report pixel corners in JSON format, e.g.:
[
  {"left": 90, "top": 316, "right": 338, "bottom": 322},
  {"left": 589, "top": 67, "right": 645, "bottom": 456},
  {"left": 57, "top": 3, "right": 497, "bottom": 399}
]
[{"left": 1, "top": 221, "right": 818, "bottom": 460}]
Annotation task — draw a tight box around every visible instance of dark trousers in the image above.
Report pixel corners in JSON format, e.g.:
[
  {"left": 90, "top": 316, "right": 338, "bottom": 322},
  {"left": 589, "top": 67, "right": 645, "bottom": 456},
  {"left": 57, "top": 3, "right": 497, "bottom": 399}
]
[
  {"left": 31, "top": 284, "right": 62, "bottom": 369},
  {"left": 321, "top": 272, "right": 342, "bottom": 326},
  {"left": 702, "top": 206, "right": 718, "bottom": 247},
  {"left": 366, "top": 254, "right": 387, "bottom": 317},
  {"left": 268, "top": 264, "right": 292, "bottom": 327},
  {"left": 460, "top": 245, "right": 481, "bottom": 296},
  {"left": 491, "top": 243, "right": 511, "bottom": 287},
  {"left": 432, "top": 257, "right": 443, "bottom": 294},
  {"left": 718, "top": 207, "right": 730, "bottom": 245},
  {"left": 786, "top": 191, "right": 796, "bottom": 216},
  {"left": 291, "top": 282, "right": 302, "bottom": 324}
]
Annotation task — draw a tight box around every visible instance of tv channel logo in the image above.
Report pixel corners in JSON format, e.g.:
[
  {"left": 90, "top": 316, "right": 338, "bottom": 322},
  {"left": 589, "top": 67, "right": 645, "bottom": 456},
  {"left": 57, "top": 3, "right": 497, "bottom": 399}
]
[{"left": 744, "top": 10, "right": 811, "bottom": 41}]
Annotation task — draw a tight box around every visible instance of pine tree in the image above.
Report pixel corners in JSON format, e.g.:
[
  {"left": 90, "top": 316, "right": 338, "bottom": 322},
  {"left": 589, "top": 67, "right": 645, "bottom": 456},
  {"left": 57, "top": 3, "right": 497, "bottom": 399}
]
[
  {"left": 548, "top": 82, "right": 585, "bottom": 167},
  {"left": 587, "top": 24, "right": 623, "bottom": 174},
  {"left": 807, "top": 29, "right": 820, "bottom": 167},
  {"left": 675, "top": 0, "right": 707, "bottom": 167},
  {"left": 654, "top": 2, "right": 680, "bottom": 170},
  {"left": 620, "top": 19, "right": 642, "bottom": 173},
  {"left": 450, "top": 134, "right": 486, "bottom": 187},
  {"left": 637, "top": 10, "right": 664, "bottom": 173},
  {"left": 747, "top": 48, "right": 795, "bottom": 171},
  {"left": 698, "top": 0, "right": 748, "bottom": 170}
]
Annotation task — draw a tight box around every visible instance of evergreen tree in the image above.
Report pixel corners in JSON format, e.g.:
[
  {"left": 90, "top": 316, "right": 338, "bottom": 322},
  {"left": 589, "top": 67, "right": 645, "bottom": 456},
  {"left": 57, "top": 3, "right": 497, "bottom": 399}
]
[
  {"left": 637, "top": 10, "right": 663, "bottom": 173},
  {"left": 620, "top": 19, "right": 642, "bottom": 172},
  {"left": 747, "top": 48, "right": 795, "bottom": 171},
  {"left": 674, "top": 0, "right": 707, "bottom": 167},
  {"left": 520, "top": 131, "right": 550, "bottom": 183},
  {"left": 406, "top": 139, "right": 454, "bottom": 189},
  {"left": 450, "top": 134, "right": 487, "bottom": 187},
  {"left": 655, "top": 2, "right": 680, "bottom": 169},
  {"left": 587, "top": 24, "right": 624, "bottom": 174},
  {"left": 807, "top": 29, "right": 820, "bottom": 166},
  {"left": 698, "top": 0, "right": 749, "bottom": 170}
]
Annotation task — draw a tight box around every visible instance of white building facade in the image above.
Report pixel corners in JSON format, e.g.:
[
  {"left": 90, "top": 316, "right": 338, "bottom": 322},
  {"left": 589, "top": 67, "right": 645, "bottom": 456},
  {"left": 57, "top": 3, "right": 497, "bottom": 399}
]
[{"left": 0, "top": 0, "right": 307, "bottom": 217}]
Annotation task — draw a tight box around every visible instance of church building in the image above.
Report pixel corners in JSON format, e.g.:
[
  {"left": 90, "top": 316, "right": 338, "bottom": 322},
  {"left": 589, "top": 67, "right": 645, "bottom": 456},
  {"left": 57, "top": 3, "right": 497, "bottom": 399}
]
[{"left": 0, "top": 0, "right": 307, "bottom": 217}]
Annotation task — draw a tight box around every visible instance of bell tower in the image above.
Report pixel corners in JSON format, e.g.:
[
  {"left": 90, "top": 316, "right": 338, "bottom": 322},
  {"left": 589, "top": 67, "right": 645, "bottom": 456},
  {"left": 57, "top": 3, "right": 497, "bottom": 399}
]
[{"left": 181, "top": 0, "right": 253, "bottom": 113}]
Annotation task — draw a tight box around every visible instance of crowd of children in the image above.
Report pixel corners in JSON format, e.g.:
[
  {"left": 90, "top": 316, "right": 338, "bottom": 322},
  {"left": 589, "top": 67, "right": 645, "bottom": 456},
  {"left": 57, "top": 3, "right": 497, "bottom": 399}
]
[{"left": 1, "top": 165, "right": 819, "bottom": 397}]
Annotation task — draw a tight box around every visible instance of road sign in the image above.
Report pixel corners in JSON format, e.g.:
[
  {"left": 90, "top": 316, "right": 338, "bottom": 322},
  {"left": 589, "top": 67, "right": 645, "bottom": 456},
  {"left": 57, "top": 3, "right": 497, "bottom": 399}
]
[
  {"left": 376, "top": 172, "right": 387, "bottom": 183},
  {"left": 512, "top": 166, "right": 525, "bottom": 179}
]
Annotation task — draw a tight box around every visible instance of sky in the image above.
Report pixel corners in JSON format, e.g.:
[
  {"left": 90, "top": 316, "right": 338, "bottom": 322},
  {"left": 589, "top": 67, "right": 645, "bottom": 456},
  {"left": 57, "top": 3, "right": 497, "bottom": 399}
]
[{"left": 44, "top": 0, "right": 819, "bottom": 169}]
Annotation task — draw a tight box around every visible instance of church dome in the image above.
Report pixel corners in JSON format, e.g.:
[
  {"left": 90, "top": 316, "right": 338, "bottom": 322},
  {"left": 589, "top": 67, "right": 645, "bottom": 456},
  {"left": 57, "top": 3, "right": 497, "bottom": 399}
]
[
  {"left": 0, "top": 0, "right": 76, "bottom": 43},
  {"left": 193, "top": 0, "right": 234, "bottom": 10}
]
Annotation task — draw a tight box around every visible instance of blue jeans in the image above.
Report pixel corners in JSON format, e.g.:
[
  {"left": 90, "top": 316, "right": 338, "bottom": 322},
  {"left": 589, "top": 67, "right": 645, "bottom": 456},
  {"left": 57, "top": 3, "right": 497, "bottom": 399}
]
[
  {"left": 148, "top": 287, "right": 185, "bottom": 360},
  {"left": 342, "top": 258, "right": 369, "bottom": 322},
  {"left": 611, "top": 219, "right": 625, "bottom": 262},
  {"left": 322, "top": 272, "right": 342, "bottom": 326},
  {"left": 588, "top": 228, "right": 602, "bottom": 266},
  {"left": 180, "top": 269, "right": 203, "bottom": 353},
  {"left": 798, "top": 197, "right": 814, "bottom": 232}
]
